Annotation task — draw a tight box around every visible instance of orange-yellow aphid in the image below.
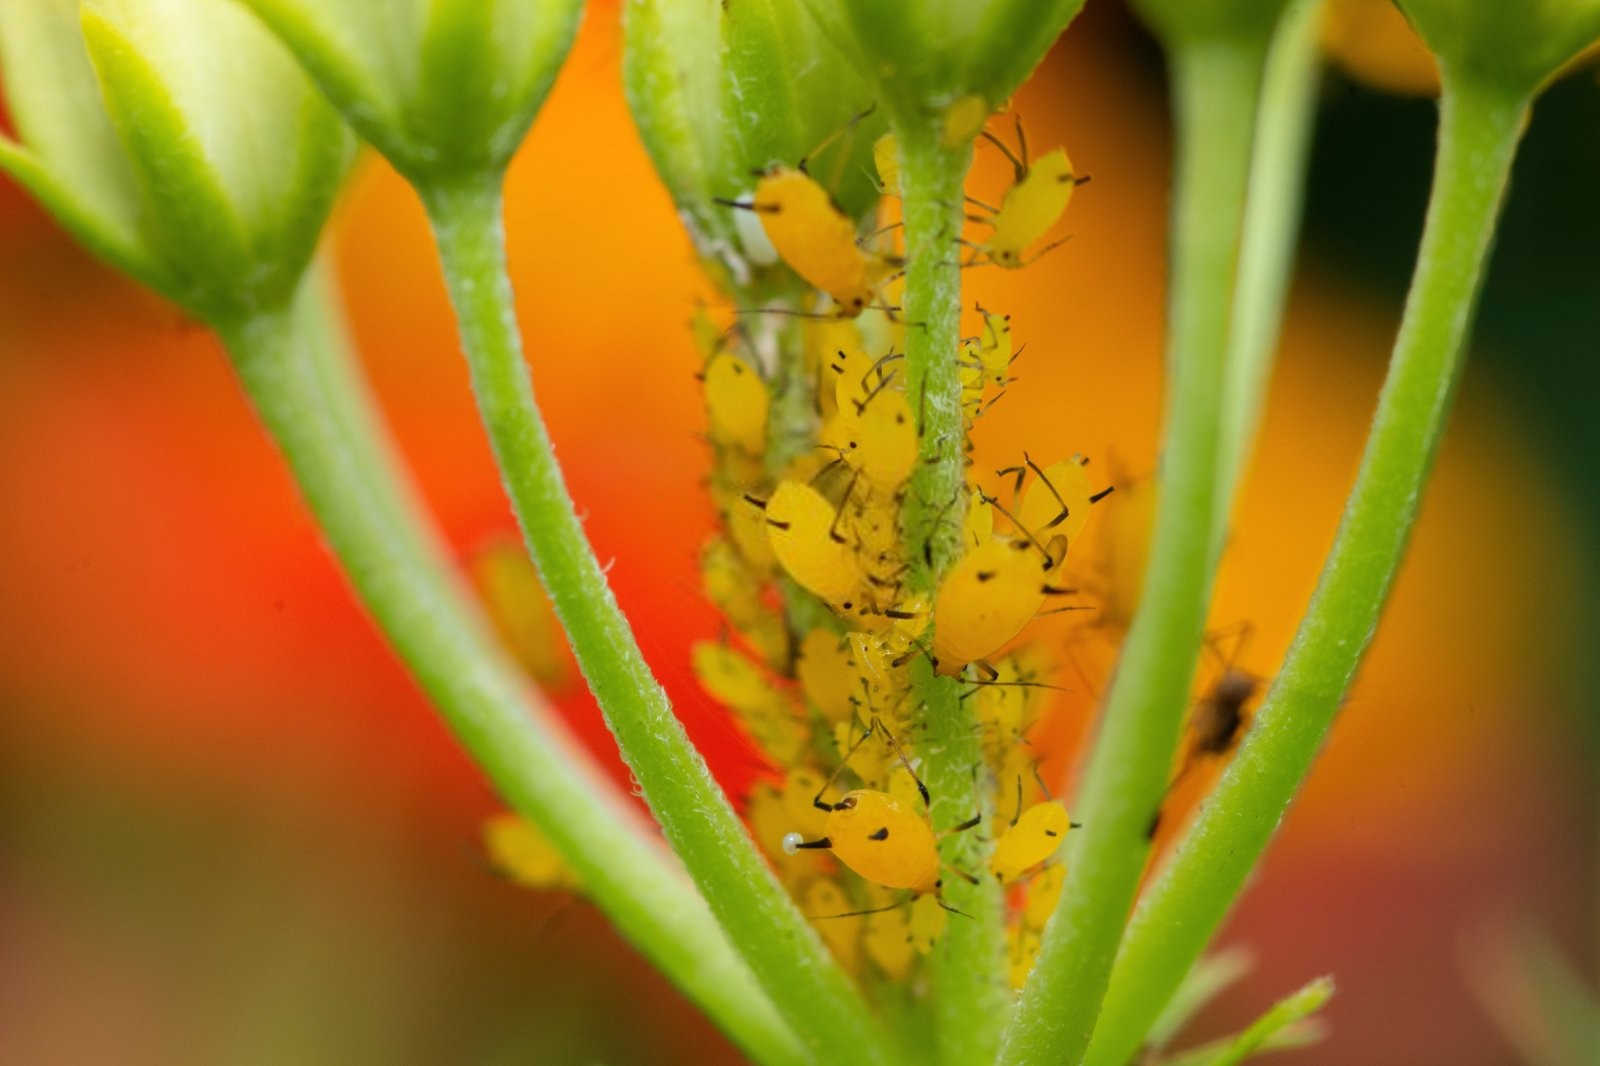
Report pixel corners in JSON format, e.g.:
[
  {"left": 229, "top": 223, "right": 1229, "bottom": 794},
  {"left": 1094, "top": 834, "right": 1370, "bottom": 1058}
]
[
  {"left": 991, "top": 800, "right": 1077, "bottom": 883},
  {"left": 1023, "top": 863, "right": 1066, "bottom": 929},
  {"left": 873, "top": 132, "right": 900, "bottom": 196},
  {"left": 482, "top": 813, "right": 580, "bottom": 891},
  {"left": 797, "top": 628, "right": 858, "bottom": 722},
  {"left": 783, "top": 720, "right": 978, "bottom": 900},
  {"left": 1012, "top": 454, "right": 1114, "bottom": 547},
  {"left": 941, "top": 94, "right": 993, "bottom": 147},
  {"left": 804, "top": 878, "right": 864, "bottom": 970},
  {"left": 971, "top": 120, "right": 1088, "bottom": 268},
  {"left": 702, "top": 351, "right": 769, "bottom": 455},
  {"left": 722, "top": 167, "right": 897, "bottom": 316},
  {"left": 864, "top": 905, "right": 916, "bottom": 979},
  {"left": 931, "top": 534, "right": 1066, "bottom": 671},
  {"left": 757, "top": 479, "right": 864, "bottom": 606},
  {"left": 469, "top": 539, "right": 570, "bottom": 690}
]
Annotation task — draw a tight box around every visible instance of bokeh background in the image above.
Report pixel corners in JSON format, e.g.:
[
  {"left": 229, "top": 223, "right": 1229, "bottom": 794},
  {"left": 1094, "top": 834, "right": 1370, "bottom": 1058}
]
[{"left": 2, "top": 2, "right": 1596, "bottom": 1063}]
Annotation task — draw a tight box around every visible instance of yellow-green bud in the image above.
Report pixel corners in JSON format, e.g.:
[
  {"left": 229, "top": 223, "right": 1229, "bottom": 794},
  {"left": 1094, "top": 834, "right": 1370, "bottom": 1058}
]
[
  {"left": 0, "top": 0, "right": 354, "bottom": 322},
  {"left": 1396, "top": 0, "right": 1600, "bottom": 94},
  {"left": 237, "top": 0, "right": 584, "bottom": 186}
]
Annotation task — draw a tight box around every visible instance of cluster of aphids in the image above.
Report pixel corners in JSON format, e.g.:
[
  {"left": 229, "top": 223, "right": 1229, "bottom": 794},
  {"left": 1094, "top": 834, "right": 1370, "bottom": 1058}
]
[{"left": 691, "top": 105, "right": 1106, "bottom": 990}]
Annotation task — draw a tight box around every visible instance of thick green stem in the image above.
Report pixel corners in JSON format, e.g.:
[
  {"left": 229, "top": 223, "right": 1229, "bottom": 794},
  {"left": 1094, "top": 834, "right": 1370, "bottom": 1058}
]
[
  {"left": 1080, "top": 75, "right": 1530, "bottom": 1066},
  {"left": 219, "top": 265, "right": 808, "bottom": 1066},
  {"left": 1214, "top": 0, "right": 1324, "bottom": 546},
  {"left": 420, "top": 177, "right": 893, "bottom": 1066},
  {"left": 998, "top": 38, "right": 1267, "bottom": 1066},
  {"left": 896, "top": 126, "right": 1005, "bottom": 1066}
]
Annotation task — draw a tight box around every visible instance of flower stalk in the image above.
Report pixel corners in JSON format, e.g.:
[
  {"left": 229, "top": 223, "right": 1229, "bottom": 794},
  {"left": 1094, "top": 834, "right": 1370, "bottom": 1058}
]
[
  {"left": 1079, "top": 71, "right": 1534, "bottom": 1066},
  {"left": 999, "top": 32, "right": 1272, "bottom": 1066}
]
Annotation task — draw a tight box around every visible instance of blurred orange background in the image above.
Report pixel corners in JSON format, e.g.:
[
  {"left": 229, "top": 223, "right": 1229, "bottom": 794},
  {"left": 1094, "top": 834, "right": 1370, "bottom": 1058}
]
[{"left": 1, "top": 4, "right": 1594, "bottom": 1064}]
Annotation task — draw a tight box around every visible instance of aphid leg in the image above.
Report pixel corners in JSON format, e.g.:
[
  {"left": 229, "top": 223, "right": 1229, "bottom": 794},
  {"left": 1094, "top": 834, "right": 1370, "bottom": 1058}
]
[
  {"left": 814, "top": 720, "right": 882, "bottom": 811},
  {"left": 976, "top": 490, "right": 1054, "bottom": 564},
  {"left": 964, "top": 194, "right": 1001, "bottom": 214},
  {"left": 979, "top": 126, "right": 1027, "bottom": 182},
  {"left": 809, "top": 898, "right": 911, "bottom": 921},
  {"left": 869, "top": 715, "right": 931, "bottom": 809},
  {"left": 1016, "top": 235, "right": 1074, "bottom": 268}
]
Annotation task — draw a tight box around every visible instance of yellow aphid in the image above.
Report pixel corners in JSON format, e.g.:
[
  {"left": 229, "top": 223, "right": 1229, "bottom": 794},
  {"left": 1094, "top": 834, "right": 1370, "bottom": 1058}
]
[
  {"left": 1017, "top": 456, "right": 1110, "bottom": 547},
  {"left": 468, "top": 539, "right": 569, "bottom": 690},
  {"left": 963, "top": 490, "right": 996, "bottom": 548},
  {"left": 748, "top": 782, "right": 823, "bottom": 880},
  {"left": 873, "top": 132, "right": 900, "bottom": 195},
  {"left": 941, "top": 94, "right": 992, "bottom": 147},
  {"left": 825, "top": 387, "right": 918, "bottom": 490},
  {"left": 740, "top": 167, "right": 895, "bottom": 315},
  {"left": 990, "top": 801, "right": 1076, "bottom": 883},
  {"left": 806, "top": 319, "right": 865, "bottom": 420},
  {"left": 802, "top": 788, "right": 940, "bottom": 892},
  {"left": 690, "top": 305, "right": 727, "bottom": 361},
  {"left": 715, "top": 483, "right": 778, "bottom": 571},
  {"left": 886, "top": 765, "right": 925, "bottom": 814},
  {"left": 483, "top": 813, "right": 579, "bottom": 891},
  {"left": 691, "top": 640, "right": 774, "bottom": 713},
  {"left": 797, "top": 628, "right": 858, "bottom": 722},
  {"left": 1008, "top": 925, "right": 1042, "bottom": 989},
  {"left": 864, "top": 905, "right": 916, "bottom": 979},
  {"left": 971, "top": 305, "right": 1014, "bottom": 386},
  {"left": 980, "top": 146, "right": 1084, "bottom": 268},
  {"left": 781, "top": 767, "right": 831, "bottom": 839},
  {"left": 932, "top": 535, "right": 1055, "bottom": 670},
  {"left": 804, "top": 878, "right": 863, "bottom": 970},
  {"left": 976, "top": 660, "right": 1036, "bottom": 747},
  {"left": 701, "top": 536, "right": 763, "bottom": 624},
  {"left": 703, "top": 352, "right": 769, "bottom": 455},
  {"left": 830, "top": 343, "right": 897, "bottom": 416},
  {"left": 908, "top": 892, "right": 949, "bottom": 954},
  {"left": 834, "top": 720, "right": 891, "bottom": 788},
  {"left": 1096, "top": 467, "right": 1154, "bottom": 632},
  {"left": 760, "top": 480, "right": 864, "bottom": 606},
  {"left": 1023, "top": 863, "right": 1066, "bottom": 929}
]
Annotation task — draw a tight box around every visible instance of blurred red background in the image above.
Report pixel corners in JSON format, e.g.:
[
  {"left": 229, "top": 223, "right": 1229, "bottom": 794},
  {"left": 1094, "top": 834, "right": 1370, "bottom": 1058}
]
[{"left": 1, "top": 4, "right": 1594, "bottom": 1064}]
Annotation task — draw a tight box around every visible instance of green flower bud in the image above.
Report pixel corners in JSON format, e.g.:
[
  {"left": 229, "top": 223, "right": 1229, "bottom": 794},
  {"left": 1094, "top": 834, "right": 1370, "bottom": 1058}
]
[
  {"left": 0, "top": 0, "right": 354, "bottom": 322},
  {"left": 1395, "top": 0, "right": 1600, "bottom": 94},
  {"left": 624, "top": 0, "right": 883, "bottom": 298},
  {"left": 795, "top": 0, "right": 1086, "bottom": 129},
  {"left": 237, "top": 0, "right": 584, "bottom": 185},
  {"left": 1129, "top": 0, "right": 1293, "bottom": 44}
]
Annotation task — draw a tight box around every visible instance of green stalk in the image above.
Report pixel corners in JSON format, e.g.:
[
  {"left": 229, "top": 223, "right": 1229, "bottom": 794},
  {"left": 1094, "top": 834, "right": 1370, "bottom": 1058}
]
[
  {"left": 895, "top": 125, "right": 1006, "bottom": 1066},
  {"left": 998, "top": 37, "right": 1268, "bottom": 1066},
  {"left": 420, "top": 176, "right": 893, "bottom": 1066},
  {"left": 219, "top": 264, "right": 808, "bottom": 1066},
  {"left": 1079, "top": 74, "right": 1530, "bottom": 1066},
  {"left": 1214, "top": 0, "right": 1325, "bottom": 545}
]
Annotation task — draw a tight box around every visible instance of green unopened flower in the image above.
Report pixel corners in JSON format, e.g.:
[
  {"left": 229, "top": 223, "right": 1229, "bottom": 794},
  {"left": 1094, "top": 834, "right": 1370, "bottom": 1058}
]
[
  {"left": 238, "top": 0, "right": 584, "bottom": 187},
  {"left": 1396, "top": 0, "right": 1600, "bottom": 93},
  {"left": 1129, "top": 0, "right": 1294, "bottom": 43},
  {"left": 624, "top": 0, "right": 883, "bottom": 298},
  {"left": 0, "top": 0, "right": 354, "bottom": 323},
  {"left": 796, "top": 0, "right": 1087, "bottom": 133}
]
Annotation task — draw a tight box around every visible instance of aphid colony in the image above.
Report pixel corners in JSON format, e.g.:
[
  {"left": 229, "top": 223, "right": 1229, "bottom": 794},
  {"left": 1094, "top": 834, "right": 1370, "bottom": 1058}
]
[{"left": 687, "top": 108, "right": 1107, "bottom": 990}]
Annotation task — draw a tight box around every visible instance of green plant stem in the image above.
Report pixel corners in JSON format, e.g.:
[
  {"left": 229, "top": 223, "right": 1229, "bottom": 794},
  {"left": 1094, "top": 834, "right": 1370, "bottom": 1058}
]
[
  {"left": 895, "top": 125, "right": 1006, "bottom": 1066},
  {"left": 1079, "top": 74, "right": 1530, "bottom": 1066},
  {"left": 998, "top": 37, "right": 1267, "bottom": 1066},
  {"left": 219, "top": 263, "right": 808, "bottom": 1066},
  {"left": 1214, "top": 0, "right": 1324, "bottom": 547},
  {"left": 420, "top": 176, "right": 893, "bottom": 1066}
]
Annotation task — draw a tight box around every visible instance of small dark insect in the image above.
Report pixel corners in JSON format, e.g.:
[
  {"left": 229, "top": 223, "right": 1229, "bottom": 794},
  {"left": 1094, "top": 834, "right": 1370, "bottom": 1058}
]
[{"left": 1187, "top": 668, "right": 1259, "bottom": 760}]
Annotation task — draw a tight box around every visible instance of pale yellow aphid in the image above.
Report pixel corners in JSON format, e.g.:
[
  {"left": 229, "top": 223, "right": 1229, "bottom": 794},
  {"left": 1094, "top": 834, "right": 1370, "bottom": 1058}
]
[
  {"left": 908, "top": 892, "right": 949, "bottom": 954},
  {"left": 747, "top": 782, "right": 824, "bottom": 881},
  {"left": 691, "top": 640, "right": 774, "bottom": 713},
  {"left": 969, "top": 118, "right": 1088, "bottom": 268},
  {"left": 822, "top": 386, "right": 918, "bottom": 490},
  {"left": 468, "top": 538, "right": 569, "bottom": 690},
  {"left": 797, "top": 628, "right": 858, "bottom": 723},
  {"left": 482, "top": 813, "right": 580, "bottom": 891},
  {"left": 1008, "top": 925, "right": 1042, "bottom": 989},
  {"left": 702, "top": 351, "right": 769, "bottom": 455},
  {"left": 1013, "top": 455, "right": 1113, "bottom": 547},
  {"left": 873, "top": 132, "right": 901, "bottom": 196},
  {"left": 713, "top": 482, "right": 778, "bottom": 571},
  {"left": 931, "top": 534, "right": 1064, "bottom": 671},
  {"left": 941, "top": 94, "right": 993, "bottom": 147},
  {"left": 699, "top": 536, "right": 789, "bottom": 668},
  {"left": 781, "top": 767, "right": 831, "bottom": 840},
  {"left": 991, "top": 800, "right": 1076, "bottom": 883},
  {"left": 864, "top": 904, "right": 916, "bottom": 979},
  {"left": 758, "top": 479, "right": 864, "bottom": 607},
  {"left": 1023, "top": 863, "right": 1066, "bottom": 929},
  {"left": 804, "top": 878, "right": 864, "bottom": 971},
  {"left": 727, "top": 167, "right": 897, "bottom": 315}
]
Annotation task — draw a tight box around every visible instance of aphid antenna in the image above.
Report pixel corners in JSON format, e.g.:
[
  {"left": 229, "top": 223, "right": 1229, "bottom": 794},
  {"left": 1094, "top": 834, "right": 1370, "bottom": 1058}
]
[
  {"left": 798, "top": 102, "right": 879, "bottom": 178},
  {"left": 1022, "top": 451, "right": 1072, "bottom": 533},
  {"left": 813, "top": 721, "right": 883, "bottom": 812},
  {"left": 1017, "top": 235, "right": 1074, "bottom": 269},
  {"left": 827, "top": 473, "right": 861, "bottom": 544},
  {"left": 810, "top": 899, "right": 910, "bottom": 921},
  {"left": 713, "top": 196, "right": 778, "bottom": 215},
  {"left": 857, "top": 220, "right": 905, "bottom": 247},
  {"left": 975, "top": 489, "right": 1055, "bottom": 564},
  {"left": 867, "top": 713, "right": 933, "bottom": 809},
  {"left": 965, "top": 193, "right": 1001, "bottom": 214},
  {"left": 852, "top": 366, "right": 901, "bottom": 414},
  {"left": 1089, "top": 485, "right": 1116, "bottom": 504}
]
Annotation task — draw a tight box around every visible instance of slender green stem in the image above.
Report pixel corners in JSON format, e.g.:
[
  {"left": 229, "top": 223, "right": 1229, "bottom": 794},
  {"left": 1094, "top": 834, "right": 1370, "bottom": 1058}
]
[
  {"left": 1079, "top": 75, "right": 1530, "bottom": 1066},
  {"left": 896, "top": 126, "right": 1006, "bottom": 1066},
  {"left": 1214, "top": 0, "right": 1324, "bottom": 546},
  {"left": 420, "top": 176, "right": 893, "bottom": 1066},
  {"left": 218, "top": 264, "right": 808, "bottom": 1066},
  {"left": 998, "top": 37, "right": 1267, "bottom": 1066}
]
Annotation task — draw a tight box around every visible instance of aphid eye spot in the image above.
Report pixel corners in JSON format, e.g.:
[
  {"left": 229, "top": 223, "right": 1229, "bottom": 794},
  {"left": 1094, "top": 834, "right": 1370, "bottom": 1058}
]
[
  {"left": 839, "top": 796, "right": 858, "bottom": 810},
  {"left": 975, "top": 570, "right": 997, "bottom": 582},
  {"left": 868, "top": 826, "right": 890, "bottom": 841}
]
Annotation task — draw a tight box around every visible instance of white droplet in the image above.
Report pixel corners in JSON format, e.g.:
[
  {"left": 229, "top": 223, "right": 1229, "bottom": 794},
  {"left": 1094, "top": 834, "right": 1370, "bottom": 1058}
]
[{"left": 781, "top": 831, "right": 804, "bottom": 856}]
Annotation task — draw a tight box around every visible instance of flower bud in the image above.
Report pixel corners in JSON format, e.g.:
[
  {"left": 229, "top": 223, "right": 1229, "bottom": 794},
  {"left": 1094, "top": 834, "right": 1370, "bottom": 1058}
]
[
  {"left": 796, "top": 0, "right": 1086, "bottom": 131},
  {"left": 624, "top": 0, "right": 883, "bottom": 296},
  {"left": 0, "top": 0, "right": 354, "bottom": 322},
  {"left": 238, "top": 0, "right": 584, "bottom": 185},
  {"left": 1395, "top": 0, "right": 1600, "bottom": 94}
]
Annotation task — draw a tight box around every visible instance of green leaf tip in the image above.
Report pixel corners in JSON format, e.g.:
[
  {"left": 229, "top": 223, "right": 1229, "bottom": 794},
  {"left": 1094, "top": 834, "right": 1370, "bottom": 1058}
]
[
  {"left": 237, "top": 0, "right": 585, "bottom": 186},
  {"left": 1396, "top": 0, "right": 1600, "bottom": 96},
  {"left": 0, "top": 0, "right": 355, "bottom": 323}
]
